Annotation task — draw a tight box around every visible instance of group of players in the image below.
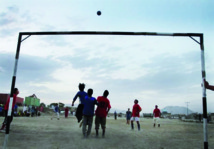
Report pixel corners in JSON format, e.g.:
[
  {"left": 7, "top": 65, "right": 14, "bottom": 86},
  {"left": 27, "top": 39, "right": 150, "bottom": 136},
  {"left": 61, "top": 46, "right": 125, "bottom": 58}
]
[
  {"left": 1, "top": 79, "right": 213, "bottom": 135},
  {"left": 71, "top": 83, "right": 111, "bottom": 138},
  {"left": 70, "top": 83, "right": 162, "bottom": 138},
  {"left": 125, "top": 101, "right": 161, "bottom": 131}
]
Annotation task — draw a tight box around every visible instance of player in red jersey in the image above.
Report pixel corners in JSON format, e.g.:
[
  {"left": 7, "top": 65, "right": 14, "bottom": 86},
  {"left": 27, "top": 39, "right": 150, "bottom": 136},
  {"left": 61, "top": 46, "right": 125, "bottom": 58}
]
[
  {"left": 95, "top": 90, "right": 111, "bottom": 137},
  {"left": 153, "top": 105, "right": 161, "bottom": 127},
  {"left": 0, "top": 88, "right": 19, "bottom": 132},
  {"left": 130, "top": 99, "right": 142, "bottom": 131}
]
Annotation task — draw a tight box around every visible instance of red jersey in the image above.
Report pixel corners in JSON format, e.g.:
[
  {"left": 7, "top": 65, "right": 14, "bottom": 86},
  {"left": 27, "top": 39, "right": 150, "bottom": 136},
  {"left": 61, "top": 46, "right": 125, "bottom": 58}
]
[
  {"left": 153, "top": 108, "right": 161, "bottom": 117},
  {"left": 132, "top": 104, "right": 142, "bottom": 117},
  {"left": 95, "top": 96, "right": 111, "bottom": 118},
  {"left": 4, "top": 94, "right": 17, "bottom": 110}
]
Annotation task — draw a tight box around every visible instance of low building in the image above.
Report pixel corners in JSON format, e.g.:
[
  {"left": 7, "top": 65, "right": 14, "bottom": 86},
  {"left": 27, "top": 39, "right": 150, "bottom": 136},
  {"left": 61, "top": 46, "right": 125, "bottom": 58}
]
[
  {"left": 25, "top": 94, "right": 40, "bottom": 106},
  {"left": 0, "top": 93, "right": 24, "bottom": 106}
]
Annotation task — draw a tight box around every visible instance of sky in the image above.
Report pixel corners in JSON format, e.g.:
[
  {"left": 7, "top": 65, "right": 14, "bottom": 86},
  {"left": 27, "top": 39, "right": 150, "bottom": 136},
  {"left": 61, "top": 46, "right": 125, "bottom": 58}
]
[{"left": 0, "top": 0, "right": 214, "bottom": 113}]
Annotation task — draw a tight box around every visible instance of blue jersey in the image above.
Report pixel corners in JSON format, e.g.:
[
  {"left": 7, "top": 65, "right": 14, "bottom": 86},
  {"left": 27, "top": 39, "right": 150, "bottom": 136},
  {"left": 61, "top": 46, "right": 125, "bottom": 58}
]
[
  {"left": 83, "top": 96, "right": 97, "bottom": 116},
  {"left": 55, "top": 106, "right": 59, "bottom": 112},
  {"left": 73, "top": 91, "right": 87, "bottom": 104}
]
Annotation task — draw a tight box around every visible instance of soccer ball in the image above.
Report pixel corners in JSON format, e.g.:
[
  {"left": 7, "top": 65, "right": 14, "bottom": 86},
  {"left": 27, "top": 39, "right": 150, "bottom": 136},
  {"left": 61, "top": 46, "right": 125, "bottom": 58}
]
[{"left": 97, "top": 11, "right": 101, "bottom": 16}]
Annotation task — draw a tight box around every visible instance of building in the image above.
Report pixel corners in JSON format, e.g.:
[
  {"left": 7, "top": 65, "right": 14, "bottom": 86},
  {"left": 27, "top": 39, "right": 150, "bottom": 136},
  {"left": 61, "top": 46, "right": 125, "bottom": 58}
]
[{"left": 0, "top": 93, "right": 24, "bottom": 106}]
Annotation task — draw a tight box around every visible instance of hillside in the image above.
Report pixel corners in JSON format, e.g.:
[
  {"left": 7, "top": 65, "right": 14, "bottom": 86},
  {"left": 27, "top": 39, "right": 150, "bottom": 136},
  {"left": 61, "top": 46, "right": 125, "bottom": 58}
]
[{"left": 161, "top": 106, "right": 194, "bottom": 115}]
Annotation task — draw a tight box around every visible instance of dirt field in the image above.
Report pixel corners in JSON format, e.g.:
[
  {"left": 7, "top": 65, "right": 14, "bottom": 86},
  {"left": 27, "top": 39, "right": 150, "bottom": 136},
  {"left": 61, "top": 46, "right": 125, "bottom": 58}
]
[{"left": 0, "top": 115, "right": 214, "bottom": 149}]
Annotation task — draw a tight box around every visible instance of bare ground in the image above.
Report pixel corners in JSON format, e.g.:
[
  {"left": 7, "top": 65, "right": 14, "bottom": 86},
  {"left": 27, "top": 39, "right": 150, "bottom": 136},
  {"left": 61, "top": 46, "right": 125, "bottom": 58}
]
[{"left": 0, "top": 115, "right": 214, "bottom": 149}]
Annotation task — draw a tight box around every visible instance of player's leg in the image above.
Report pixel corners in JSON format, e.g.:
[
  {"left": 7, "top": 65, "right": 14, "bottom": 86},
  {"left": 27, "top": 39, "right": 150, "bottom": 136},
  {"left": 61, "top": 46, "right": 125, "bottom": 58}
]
[
  {"left": 153, "top": 117, "right": 156, "bottom": 127},
  {"left": 87, "top": 116, "right": 93, "bottom": 136},
  {"left": 95, "top": 116, "right": 99, "bottom": 137},
  {"left": 51, "top": 111, "right": 54, "bottom": 120},
  {"left": 130, "top": 117, "right": 134, "bottom": 130},
  {"left": 157, "top": 117, "right": 160, "bottom": 127},
  {"left": 57, "top": 112, "right": 60, "bottom": 120},
  {"left": 127, "top": 116, "right": 130, "bottom": 125},
  {"left": 0, "top": 110, "right": 8, "bottom": 131},
  {"left": 101, "top": 117, "right": 106, "bottom": 138},
  {"left": 82, "top": 116, "right": 87, "bottom": 137},
  {"left": 135, "top": 117, "right": 140, "bottom": 131}
]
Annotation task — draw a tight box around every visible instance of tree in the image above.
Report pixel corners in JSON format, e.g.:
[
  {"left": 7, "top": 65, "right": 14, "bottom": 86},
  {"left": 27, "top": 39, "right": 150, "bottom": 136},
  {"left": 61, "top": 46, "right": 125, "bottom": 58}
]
[{"left": 40, "top": 102, "right": 46, "bottom": 107}]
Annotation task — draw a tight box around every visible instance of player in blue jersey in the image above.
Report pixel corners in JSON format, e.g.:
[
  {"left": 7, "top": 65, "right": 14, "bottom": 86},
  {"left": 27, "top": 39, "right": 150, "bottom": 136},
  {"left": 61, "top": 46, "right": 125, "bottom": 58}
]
[
  {"left": 72, "top": 83, "right": 87, "bottom": 123},
  {"left": 82, "top": 88, "right": 98, "bottom": 137}
]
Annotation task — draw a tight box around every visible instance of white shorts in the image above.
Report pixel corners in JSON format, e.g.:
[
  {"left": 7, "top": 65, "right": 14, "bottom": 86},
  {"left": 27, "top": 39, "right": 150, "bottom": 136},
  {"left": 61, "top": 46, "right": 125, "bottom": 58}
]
[
  {"left": 153, "top": 117, "right": 160, "bottom": 124},
  {"left": 130, "top": 117, "right": 140, "bottom": 121}
]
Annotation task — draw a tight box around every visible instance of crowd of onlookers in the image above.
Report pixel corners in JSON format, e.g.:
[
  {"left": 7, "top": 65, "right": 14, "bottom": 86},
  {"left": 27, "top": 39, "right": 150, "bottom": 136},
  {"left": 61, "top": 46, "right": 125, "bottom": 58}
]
[{"left": 0, "top": 104, "right": 44, "bottom": 117}]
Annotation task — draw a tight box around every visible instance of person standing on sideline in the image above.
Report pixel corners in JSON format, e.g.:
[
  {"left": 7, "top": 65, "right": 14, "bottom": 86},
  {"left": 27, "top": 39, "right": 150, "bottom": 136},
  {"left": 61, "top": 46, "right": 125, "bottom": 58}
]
[
  {"left": 153, "top": 105, "right": 161, "bottom": 127},
  {"left": 51, "top": 104, "right": 60, "bottom": 120},
  {"left": 95, "top": 90, "right": 111, "bottom": 138},
  {"left": 23, "top": 104, "right": 28, "bottom": 116},
  {"left": 130, "top": 99, "right": 142, "bottom": 131},
  {"left": 114, "top": 111, "right": 117, "bottom": 120},
  {"left": 82, "top": 88, "right": 98, "bottom": 138},
  {"left": 65, "top": 107, "right": 69, "bottom": 118},
  {"left": 0, "top": 105, "right": 3, "bottom": 116},
  {"left": 126, "top": 108, "right": 131, "bottom": 125},
  {"left": 72, "top": 83, "right": 87, "bottom": 123},
  {"left": 0, "top": 88, "right": 19, "bottom": 132},
  {"left": 204, "top": 79, "right": 214, "bottom": 91}
]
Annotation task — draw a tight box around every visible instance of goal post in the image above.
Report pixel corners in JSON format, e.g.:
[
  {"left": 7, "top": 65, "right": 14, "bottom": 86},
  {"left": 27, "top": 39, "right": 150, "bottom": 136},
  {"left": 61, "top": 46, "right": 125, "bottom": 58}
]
[{"left": 3, "top": 31, "right": 208, "bottom": 149}]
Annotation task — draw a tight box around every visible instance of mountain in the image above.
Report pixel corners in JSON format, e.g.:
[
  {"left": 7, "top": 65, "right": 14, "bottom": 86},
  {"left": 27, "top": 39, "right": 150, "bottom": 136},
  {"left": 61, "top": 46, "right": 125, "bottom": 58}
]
[
  {"left": 109, "top": 108, "right": 127, "bottom": 114},
  {"left": 161, "top": 106, "right": 194, "bottom": 115}
]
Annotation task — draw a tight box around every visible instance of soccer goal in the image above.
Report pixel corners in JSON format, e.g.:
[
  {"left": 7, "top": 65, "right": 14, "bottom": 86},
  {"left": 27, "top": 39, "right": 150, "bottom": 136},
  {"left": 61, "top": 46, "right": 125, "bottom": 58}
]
[{"left": 3, "top": 31, "right": 208, "bottom": 149}]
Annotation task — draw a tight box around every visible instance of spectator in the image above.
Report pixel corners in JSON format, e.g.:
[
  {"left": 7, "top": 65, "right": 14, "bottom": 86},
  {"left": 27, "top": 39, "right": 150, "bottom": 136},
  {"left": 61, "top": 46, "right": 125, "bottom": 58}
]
[
  {"left": 204, "top": 79, "right": 214, "bottom": 91},
  {"left": 51, "top": 104, "right": 60, "bottom": 120},
  {"left": 31, "top": 106, "right": 35, "bottom": 117},
  {"left": 114, "top": 111, "right": 117, "bottom": 120},
  {"left": 65, "top": 107, "right": 69, "bottom": 118},
  {"left": 126, "top": 108, "right": 131, "bottom": 125},
  {"left": 0, "top": 88, "right": 19, "bottom": 132},
  {"left": 40, "top": 106, "right": 43, "bottom": 112},
  {"left": 0, "top": 105, "right": 3, "bottom": 116},
  {"left": 23, "top": 104, "right": 28, "bottom": 116}
]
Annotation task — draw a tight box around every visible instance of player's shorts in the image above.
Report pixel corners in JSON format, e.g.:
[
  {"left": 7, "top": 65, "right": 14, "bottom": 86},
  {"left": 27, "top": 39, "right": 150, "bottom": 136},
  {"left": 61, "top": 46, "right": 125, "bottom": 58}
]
[
  {"left": 130, "top": 117, "right": 140, "bottom": 121},
  {"left": 95, "top": 116, "right": 106, "bottom": 129},
  {"left": 153, "top": 117, "right": 160, "bottom": 124},
  {"left": 126, "top": 116, "right": 131, "bottom": 120}
]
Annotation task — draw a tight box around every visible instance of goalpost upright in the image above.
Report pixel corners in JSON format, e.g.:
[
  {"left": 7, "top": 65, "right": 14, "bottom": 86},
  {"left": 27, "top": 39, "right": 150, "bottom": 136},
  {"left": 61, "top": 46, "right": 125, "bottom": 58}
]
[{"left": 3, "top": 31, "right": 208, "bottom": 149}]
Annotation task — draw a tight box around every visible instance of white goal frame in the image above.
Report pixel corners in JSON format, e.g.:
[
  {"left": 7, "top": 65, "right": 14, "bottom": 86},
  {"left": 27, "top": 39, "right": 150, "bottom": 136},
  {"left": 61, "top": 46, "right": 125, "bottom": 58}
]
[{"left": 3, "top": 31, "right": 208, "bottom": 149}]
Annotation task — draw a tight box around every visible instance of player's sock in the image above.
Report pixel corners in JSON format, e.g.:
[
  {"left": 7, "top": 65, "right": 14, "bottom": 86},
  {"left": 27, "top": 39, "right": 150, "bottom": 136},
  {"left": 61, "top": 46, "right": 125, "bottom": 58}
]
[
  {"left": 96, "top": 129, "right": 99, "bottom": 137},
  {"left": 131, "top": 123, "right": 134, "bottom": 130},
  {"left": 137, "top": 123, "right": 140, "bottom": 131},
  {"left": 158, "top": 124, "right": 160, "bottom": 127},
  {"left": 102, "top": 129, "right": 105, "bottom": 138},
  {"left": 153, "top": 124, "right": 155, "bottom": 127}
]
